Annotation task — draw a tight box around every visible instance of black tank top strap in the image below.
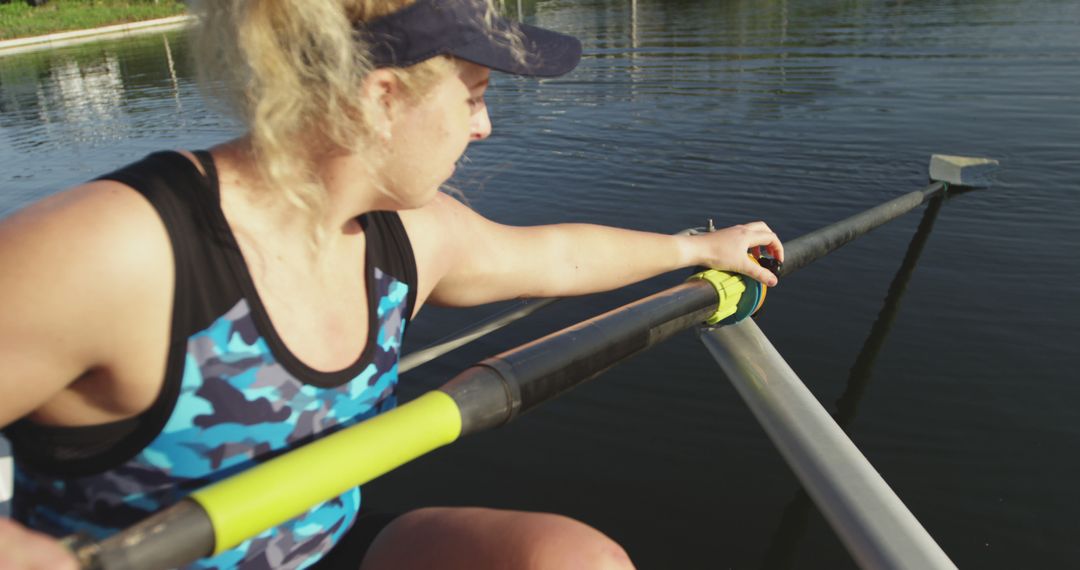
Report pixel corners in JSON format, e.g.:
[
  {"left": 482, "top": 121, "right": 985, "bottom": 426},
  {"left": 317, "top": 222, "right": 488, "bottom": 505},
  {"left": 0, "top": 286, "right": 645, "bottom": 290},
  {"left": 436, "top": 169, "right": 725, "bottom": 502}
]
[{"left": 359, "top": 210, "right": 418, "bottom": 320}]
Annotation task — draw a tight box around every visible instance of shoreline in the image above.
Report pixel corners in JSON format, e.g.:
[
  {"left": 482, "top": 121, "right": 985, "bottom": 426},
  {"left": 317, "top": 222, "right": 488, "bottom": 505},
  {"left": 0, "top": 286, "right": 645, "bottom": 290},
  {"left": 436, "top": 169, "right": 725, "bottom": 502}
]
[{"left": 0, "top": 14, "right": 194, "bottom": 58}]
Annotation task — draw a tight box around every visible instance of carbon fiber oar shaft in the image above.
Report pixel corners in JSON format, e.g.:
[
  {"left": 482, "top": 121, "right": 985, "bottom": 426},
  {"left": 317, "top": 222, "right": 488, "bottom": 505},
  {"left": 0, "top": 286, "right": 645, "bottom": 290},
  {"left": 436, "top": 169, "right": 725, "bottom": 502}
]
[{"left": 780, "top": 181, "right": 946, "bottom": 276}]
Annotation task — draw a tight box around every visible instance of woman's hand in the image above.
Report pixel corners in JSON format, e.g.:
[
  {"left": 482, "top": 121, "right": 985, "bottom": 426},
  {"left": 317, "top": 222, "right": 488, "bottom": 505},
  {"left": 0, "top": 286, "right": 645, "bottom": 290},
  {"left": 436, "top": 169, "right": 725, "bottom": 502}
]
[
  {"left": 693, "top": 221, "right": 784, "bottom": 287},
  {"left": 0, "top": 518, "right": 78, "bottom": 570}
]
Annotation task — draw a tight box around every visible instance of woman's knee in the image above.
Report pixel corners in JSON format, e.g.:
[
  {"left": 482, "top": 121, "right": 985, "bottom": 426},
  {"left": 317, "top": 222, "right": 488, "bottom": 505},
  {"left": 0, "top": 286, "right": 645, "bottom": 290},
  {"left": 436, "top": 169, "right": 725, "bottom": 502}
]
[
  {"left": 361, "top": 507, "right": 634, "bottom": 570},
  {"left": 515, "top": 511, "right": 634, "bottom": 570}
]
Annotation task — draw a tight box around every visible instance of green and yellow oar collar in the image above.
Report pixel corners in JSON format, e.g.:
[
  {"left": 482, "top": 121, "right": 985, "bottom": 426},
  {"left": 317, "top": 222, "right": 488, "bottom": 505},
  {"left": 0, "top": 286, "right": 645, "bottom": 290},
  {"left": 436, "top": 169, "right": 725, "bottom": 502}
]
[{"left": 688, "top": 265, "right": 767, "bottom": 326}]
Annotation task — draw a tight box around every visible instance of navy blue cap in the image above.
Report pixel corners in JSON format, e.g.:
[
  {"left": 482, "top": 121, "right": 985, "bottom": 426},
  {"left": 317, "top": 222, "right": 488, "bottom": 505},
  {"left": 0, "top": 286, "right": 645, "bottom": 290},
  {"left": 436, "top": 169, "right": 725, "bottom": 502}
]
[{"left": 360, "top": 0, "right": 582, "bottom": 77}]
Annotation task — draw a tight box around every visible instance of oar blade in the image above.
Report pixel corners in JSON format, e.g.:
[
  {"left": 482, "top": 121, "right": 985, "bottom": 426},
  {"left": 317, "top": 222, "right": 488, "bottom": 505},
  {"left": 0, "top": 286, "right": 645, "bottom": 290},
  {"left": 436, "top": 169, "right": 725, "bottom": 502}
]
[{"left": 929, "top": 154, "right": 999, "bottom": 188}]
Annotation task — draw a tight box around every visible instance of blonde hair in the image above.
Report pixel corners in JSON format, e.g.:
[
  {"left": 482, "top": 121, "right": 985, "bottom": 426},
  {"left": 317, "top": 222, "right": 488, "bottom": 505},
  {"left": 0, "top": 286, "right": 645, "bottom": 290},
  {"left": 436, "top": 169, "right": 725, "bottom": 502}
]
[{"left": 188, "top": 0, "right": 522, "bottom": 239}]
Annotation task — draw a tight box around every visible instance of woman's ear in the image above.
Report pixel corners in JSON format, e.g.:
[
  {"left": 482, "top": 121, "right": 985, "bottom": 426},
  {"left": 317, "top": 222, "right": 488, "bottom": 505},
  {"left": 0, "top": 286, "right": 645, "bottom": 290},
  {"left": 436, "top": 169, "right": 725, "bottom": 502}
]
[
  {"left": 364, "top": 69, "right": 400, "bottom": 110},
  {"left": 361, "top": 69, "right": 402, "bottom": 141}
]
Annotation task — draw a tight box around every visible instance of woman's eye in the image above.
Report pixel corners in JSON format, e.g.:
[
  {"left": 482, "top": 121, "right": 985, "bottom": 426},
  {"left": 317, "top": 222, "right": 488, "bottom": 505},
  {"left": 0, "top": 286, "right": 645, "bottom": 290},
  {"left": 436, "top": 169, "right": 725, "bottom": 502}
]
[{"left": 468, "top": 96, "right": 485, "bottom": 110}]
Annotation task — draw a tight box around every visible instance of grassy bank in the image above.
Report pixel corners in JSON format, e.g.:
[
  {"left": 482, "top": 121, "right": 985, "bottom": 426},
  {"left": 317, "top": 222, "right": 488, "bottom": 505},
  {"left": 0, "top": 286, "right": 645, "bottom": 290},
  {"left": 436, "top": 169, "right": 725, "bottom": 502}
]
[{"left": 0, "top": 0, "right": 187, "bottom": 41}]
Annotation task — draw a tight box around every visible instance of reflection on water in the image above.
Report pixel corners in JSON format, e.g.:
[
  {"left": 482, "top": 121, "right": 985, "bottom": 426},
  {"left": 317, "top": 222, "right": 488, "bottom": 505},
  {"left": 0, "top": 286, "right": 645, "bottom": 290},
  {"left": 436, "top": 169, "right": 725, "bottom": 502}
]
[
  {"left": 36, "top": 55, "right": 126, "bottom": 144},
  {"left": 0, "top": 31, "right": 233, "bottom": 216},
  {"left": 2, "top": 1, "right": 1079, "bottom": 568},
  {"left": 4, "top": 47, "right": 130, "bottom": 146}
]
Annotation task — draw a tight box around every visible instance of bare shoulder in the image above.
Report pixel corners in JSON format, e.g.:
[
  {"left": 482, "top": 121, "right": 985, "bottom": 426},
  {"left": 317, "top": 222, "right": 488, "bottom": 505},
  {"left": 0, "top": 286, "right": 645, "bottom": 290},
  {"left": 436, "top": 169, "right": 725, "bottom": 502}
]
[
  {"left": 397, "top": 193, "right": 527, "bottom": 309},
  {"left": 399, "top": 192, "right": 496, "bottom": 245},
  {"left": 0, "top": 180, "right": 174, "bottom": 425},
  {"left": 0, "top": 180, "right": 172, "bottom": 285}
]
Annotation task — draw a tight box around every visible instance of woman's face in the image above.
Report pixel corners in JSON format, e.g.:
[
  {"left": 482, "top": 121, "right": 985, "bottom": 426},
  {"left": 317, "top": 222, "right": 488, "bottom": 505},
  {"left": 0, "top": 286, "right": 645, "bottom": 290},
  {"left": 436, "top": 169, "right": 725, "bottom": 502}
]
[{"left": 379, "top": 59, "right": 492, "bottom": 208}]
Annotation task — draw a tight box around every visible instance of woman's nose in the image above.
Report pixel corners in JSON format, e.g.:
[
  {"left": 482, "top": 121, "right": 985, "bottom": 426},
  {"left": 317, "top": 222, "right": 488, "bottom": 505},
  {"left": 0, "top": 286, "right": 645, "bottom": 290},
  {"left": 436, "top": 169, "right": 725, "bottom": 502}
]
[{"left": 470, "top": 107, "right": 492, "bottom": 141}]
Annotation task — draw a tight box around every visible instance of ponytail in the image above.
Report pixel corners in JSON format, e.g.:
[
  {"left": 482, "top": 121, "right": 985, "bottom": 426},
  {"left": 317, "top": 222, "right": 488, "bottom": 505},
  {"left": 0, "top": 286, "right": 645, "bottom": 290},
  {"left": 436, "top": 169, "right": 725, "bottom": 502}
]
[{"left": 188, "top": 0, "right": 516, "bottom": 242}]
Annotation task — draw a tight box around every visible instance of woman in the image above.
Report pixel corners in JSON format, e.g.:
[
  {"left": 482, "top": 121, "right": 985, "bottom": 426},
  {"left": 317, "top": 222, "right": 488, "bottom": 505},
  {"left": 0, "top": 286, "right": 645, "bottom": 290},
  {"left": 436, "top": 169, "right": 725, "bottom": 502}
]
[{"left": 0, "top": 0, "right": 782, "bottom": 568}]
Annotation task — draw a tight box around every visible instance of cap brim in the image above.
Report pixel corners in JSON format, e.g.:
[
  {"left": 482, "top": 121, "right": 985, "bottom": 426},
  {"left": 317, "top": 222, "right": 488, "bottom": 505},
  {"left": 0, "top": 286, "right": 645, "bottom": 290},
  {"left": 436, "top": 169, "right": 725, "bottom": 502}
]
[{"left": 449, "top": 22, "right": 582, "bottom": 78}]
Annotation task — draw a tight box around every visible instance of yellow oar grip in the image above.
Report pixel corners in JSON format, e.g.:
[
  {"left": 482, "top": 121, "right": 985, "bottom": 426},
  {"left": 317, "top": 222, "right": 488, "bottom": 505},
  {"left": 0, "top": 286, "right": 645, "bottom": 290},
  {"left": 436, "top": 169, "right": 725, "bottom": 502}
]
[{"left": 191, "top": 391, "right": 462, "bottom": 555}]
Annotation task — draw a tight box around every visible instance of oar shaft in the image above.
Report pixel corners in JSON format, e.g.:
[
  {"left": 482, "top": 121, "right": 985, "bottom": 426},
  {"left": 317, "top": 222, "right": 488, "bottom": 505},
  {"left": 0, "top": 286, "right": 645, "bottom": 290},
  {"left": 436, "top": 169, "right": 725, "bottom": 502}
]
[
  {"left": 441, "top": 281, "right": 718, "bottom": 436},
  {"left": 780, "top": 182, "right": 945, "bottom": 276}
]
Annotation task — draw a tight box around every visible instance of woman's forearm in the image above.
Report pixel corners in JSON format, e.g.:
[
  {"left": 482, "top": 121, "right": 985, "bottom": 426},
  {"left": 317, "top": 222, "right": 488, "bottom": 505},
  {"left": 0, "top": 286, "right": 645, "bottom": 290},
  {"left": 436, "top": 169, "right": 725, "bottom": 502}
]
[
  {"left": 509, "top": 221, "right": 782, "bottom": 298},
  {"left": 416, "top": 195, "right": 782, "bottom": 308}
]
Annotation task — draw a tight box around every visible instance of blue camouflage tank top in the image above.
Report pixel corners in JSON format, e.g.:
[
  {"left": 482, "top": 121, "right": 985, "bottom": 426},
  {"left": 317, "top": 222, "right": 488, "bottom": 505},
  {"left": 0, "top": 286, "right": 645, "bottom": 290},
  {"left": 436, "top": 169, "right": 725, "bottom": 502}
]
[{"left": 3, "top": 151, "right": 418, "bottom": 569}]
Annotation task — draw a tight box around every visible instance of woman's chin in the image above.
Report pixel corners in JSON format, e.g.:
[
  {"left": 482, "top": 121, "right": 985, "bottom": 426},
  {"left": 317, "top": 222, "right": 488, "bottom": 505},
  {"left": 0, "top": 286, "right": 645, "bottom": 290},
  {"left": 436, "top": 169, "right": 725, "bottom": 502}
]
[{"left": 395, "top": 186, "right": 443, "bottom": 210}]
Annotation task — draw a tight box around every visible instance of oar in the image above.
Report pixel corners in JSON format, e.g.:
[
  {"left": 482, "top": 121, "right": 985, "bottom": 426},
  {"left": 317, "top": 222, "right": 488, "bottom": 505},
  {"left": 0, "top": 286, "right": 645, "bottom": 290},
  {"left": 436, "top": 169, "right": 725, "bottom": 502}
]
[{"left": 66, "top": 154, "right": 995, "bottom": 570}]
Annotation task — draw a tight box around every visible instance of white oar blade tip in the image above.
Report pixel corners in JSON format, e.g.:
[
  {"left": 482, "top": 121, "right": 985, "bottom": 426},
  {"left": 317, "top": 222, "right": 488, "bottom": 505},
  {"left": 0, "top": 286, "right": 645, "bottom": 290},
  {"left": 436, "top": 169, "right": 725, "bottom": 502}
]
[{"left": 929, "top": 154, "right": 999, "bottom": 187}]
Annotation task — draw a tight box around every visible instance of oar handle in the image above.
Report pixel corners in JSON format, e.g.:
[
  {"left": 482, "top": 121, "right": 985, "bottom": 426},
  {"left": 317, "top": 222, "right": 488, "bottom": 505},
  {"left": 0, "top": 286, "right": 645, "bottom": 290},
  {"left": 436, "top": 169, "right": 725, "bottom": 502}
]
[{"left": 69, "top": 391, "right": 462, "bottom": 570}]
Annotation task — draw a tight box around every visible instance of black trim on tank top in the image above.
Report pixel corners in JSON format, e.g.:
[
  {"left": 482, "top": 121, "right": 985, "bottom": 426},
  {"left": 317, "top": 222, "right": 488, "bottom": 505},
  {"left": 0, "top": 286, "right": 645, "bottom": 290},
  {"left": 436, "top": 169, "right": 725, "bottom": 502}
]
[
  {"left": 3, "top": 414, "right": 140, "bottom": 464},
  {"left": 190, "top": 150, "right": 418, "bottom": 387},
  {"left": 360, "top": 211, "right": 418, "bottom": 322},
  {"left": 196, "top": 151, "right": 380, "bottom": 387},
  {"left": 194, "top": 150, "right": 418, "bottom": 386}
]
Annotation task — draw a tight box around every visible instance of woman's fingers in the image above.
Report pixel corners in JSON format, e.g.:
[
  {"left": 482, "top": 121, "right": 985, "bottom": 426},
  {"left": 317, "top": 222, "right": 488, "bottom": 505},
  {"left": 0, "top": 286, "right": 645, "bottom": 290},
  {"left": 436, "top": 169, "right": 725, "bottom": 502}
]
[
  {"left": 744, "top": 222, "right": 783, "bottom": 263},
  {"left": 741, "top": 254, "right": 778, "bottom": 287},
  {"left": 769, "top": 241, "right": 784, "bottom": 263},
  {"left": 751, "top": 229, "right": 783, "bottom": 285},
  {"left": 764, "top": 231, "right": 784, "bottom": 263}
]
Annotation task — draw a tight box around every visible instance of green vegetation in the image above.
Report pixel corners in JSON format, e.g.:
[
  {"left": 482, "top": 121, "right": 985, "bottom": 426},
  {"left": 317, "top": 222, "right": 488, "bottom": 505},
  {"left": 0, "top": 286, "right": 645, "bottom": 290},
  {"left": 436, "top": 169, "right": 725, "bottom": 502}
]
[{"left": 0, "top": 0, "right": 187, "bottom": 41}]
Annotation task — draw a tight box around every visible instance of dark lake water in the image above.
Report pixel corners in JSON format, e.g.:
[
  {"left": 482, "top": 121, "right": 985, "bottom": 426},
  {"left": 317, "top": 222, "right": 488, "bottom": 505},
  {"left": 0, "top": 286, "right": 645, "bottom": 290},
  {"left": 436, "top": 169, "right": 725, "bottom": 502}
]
[{"left": 2, "top": 0, "right": 1078, "bottom": 568}]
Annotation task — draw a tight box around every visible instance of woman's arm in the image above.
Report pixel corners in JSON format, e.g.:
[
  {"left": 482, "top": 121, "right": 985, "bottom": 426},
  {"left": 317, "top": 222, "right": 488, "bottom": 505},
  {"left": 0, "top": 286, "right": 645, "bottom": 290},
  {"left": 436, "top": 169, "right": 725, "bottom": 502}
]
[
  {"left": 402, "top": 193, "right": 782, "bottom": 309},
  {"left": 0, "top": 181, "right": 173, "bottom": 427}
]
